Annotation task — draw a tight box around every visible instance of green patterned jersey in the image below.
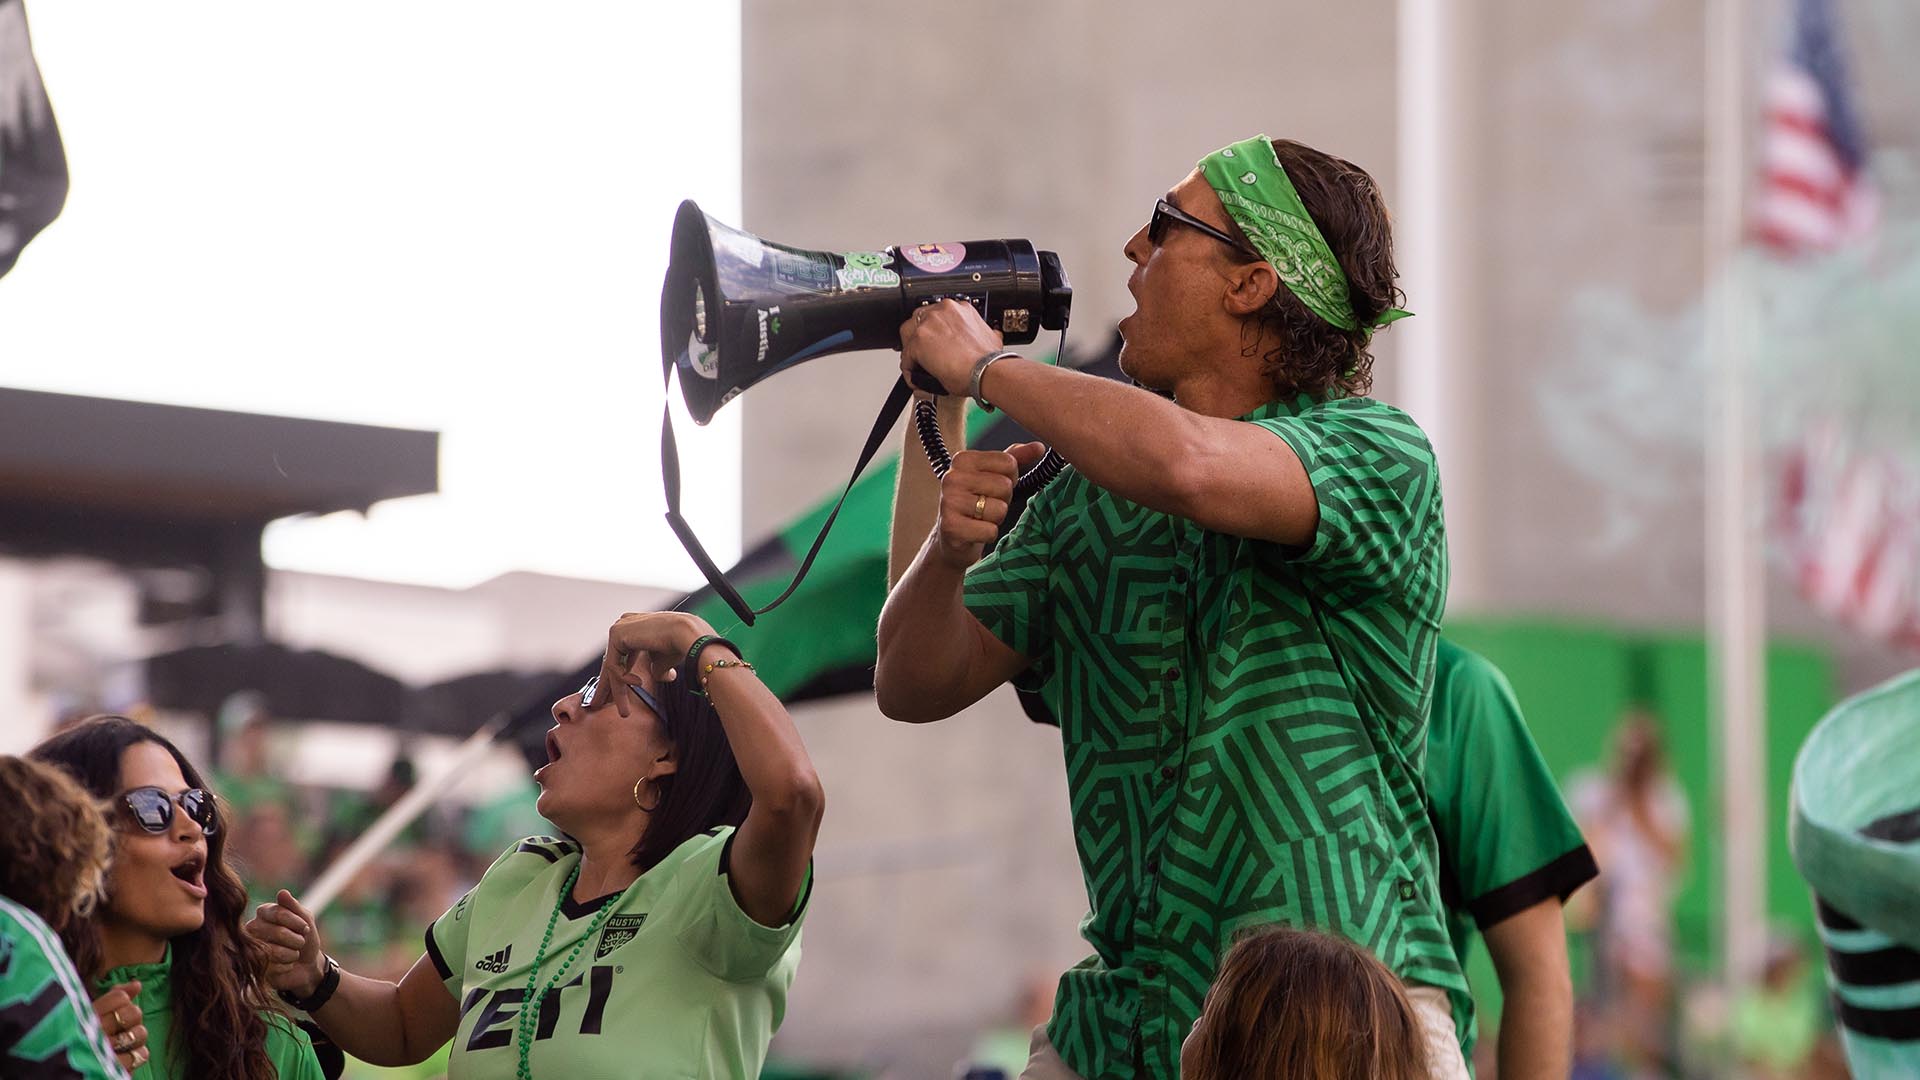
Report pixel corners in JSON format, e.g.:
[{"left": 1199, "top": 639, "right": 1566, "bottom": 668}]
[
  {"left": 425, "top": 829, "right": 805, "bottom": 1080},
  {"left": 1426, "top": 639, "right": 1598, "bottom": 1067},
  {"left": 0, "top": 897, "right": 124, "bottom": 1079},
  {"left": 965, "top": 393, "right": 1462, "bottom": 1080}
]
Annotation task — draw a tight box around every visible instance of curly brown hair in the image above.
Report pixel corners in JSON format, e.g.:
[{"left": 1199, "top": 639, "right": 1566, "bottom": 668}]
[
  {"left": 31, "top": 716, "right": 280, "bottom": 1080},
  {"left": 0, "top": 755, "right": 112, "bottom": 931},
  {"left": 1222, "top": 138, "right": 1404, "bottom": 400},
  {"left": 1182, "top": 926, "right": 1427, "bottom": 1080}
]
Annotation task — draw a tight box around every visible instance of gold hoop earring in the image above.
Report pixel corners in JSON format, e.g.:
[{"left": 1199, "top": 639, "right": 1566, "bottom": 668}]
[{"left": 633, "top": 776, "right": 662, "bottom": 813}]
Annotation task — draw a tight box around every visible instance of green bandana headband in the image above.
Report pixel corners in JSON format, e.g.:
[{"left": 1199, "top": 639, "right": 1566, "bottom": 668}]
[{"left": 1197, "top": 135, "right": 1411, "bottom": 334}]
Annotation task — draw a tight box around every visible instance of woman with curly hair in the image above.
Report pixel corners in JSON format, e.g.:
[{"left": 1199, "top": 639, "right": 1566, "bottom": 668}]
[
  {"left": 1181, "top": 927, "right": 1428, "bottom": 1080},
  {"left": 0, "top": 754, "right": 127, "bottom": 1077},
  {"left": 32, "top": 716, "right": 323, "bottom": 1079}
]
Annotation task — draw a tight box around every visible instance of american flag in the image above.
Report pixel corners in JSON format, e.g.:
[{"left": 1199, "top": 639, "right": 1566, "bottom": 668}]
[
  {"left": 1755, "top": 0, "right": 1877, "bottom": 254},
  {"left": 1759, "top": 0, "right": 1920, "bottom": 648}
]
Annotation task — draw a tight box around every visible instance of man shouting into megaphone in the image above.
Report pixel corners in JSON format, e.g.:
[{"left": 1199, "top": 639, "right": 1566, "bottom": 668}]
[{"left": 877, "top": 136, "right": 1469, "bottom": 1080}]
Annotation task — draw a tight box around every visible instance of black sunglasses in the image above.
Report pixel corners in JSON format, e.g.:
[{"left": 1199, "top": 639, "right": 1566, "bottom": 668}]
[
  {"left": 579, "top": 674, "right": 664, "bottom": 718},
  {"left": 1148, "top": 198, "right": 1259, "bottom": 257},
  {"left": 119, "top": 786, "right": 219, "bottom": 836}
]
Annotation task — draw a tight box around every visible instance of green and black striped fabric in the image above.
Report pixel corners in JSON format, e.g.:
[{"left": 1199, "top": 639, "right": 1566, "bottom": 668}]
[
  {"left": 0, "top": 897, "right": 122, "bottom": 1079},
  {"left": 963, "top": 393, "right": 1462, "bottom": 1080},
  {"left": 1791, "top": 667, "right": 1920, "bottom": 1079}
]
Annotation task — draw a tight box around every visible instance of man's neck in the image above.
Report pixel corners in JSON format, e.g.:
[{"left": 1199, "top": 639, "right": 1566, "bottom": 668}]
[
  {"left": 96, "top": 921, "right": 168, "bottom": 977},
  {"left": 570, "top": 815, "right": 647, "bottom": 901},
  {"left": 1168, "top": 368, "right": 1281, "bottom": 420}
]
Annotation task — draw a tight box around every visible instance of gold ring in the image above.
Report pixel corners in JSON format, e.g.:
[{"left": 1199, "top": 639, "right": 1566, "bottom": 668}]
[
  {"left": 118, "top": 1032, "right": 133, "bottom": 1052},
  {"left": 973, "top": 494, "right": 988, "bottom": 519},
  {"left": 114, "top": 1008, "right": 127, "bottom": 1029}
]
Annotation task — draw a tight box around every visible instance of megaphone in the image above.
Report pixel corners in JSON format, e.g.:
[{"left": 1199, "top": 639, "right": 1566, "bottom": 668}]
[
  {"left": 656, "top": 200, "right": 1073, "bottom": 627},
  {"left": 661, "top": 200, "right": 1072, "bottom": 423}
]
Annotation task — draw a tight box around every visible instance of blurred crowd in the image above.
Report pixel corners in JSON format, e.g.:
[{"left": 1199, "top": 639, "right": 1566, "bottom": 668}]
[
  {"left": 1556, "top": 713, "right": 1844, "bottom": 1080},
  {"left": 205, "top": 693, "right": 546, "bottom": 992}
]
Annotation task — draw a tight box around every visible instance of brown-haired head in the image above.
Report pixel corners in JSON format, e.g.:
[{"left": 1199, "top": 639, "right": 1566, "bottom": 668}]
[
  {"left": 1181, "top": 926, "right": 1428, "bottom": 1080},
  {"left": 31, "top": 715, "right": 278, "bottom": 1080},
  {"left": 1222, "top": 138, "right": 1403, "bottom": 401},
  {"left": 0, "top": 755, "right": 113, "bottom": 933}
]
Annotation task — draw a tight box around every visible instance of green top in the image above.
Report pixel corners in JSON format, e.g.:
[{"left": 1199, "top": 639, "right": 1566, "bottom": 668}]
[
  {"left": 0, "top": 897, "right": 124, "bottom": 1078},
  {"left": 964, "top": 393, "right": 1461, "bottom": 1079},
  {"left": 94, "top": 943, "right": 322, "bottom": 1080},
  {"left": 426, "top": 830, "right": 806, "bottom": 1080},
  {"left": 1425, "top": 640, "right": 1597, "bottom": 1066}
]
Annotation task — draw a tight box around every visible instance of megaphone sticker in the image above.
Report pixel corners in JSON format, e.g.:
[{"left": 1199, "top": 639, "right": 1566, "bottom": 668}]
[
  {"left": 836, "top": 250, "right": 901, "bottom": 290},
  {"left": 902, "top": 242, "right": 966, "bottom": 273},
  {"left": 688, "top": 332, "right": 720, "bottom": 379},
  {"left": 773, "top": 251, "right": 834, "bottom": 291}
]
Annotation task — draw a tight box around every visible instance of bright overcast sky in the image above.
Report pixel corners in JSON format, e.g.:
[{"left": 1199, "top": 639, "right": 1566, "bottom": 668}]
[{"left": 0, "top": 2, "right": 742, "bottom": 590}]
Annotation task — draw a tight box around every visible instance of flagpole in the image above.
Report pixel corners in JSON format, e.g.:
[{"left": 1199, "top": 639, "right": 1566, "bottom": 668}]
[
  {"left": 1397, "top": 0, "right": 1482, "bottom": 611},
  {"left": 1705, "top": 0, "right": 1768, "bottom": 992}
]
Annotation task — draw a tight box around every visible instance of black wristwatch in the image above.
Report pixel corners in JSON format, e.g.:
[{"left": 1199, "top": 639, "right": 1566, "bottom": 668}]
[{"left": 278, "top": 954, "right": 341, "bottom": 1014}]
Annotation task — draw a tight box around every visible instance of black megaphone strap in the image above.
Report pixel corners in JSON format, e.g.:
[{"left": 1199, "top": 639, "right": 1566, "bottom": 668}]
[{"left": 661, "top": 343, "right": 914, "bottom": 627}]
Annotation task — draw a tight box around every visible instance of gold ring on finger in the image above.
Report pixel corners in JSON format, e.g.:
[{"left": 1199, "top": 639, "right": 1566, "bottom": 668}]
[
  {"left": 973, "top": 494, "right": 987, "bottom": 519},
  {"left": 114, "top": 1008, "right": 127, "bottom": 1029}
]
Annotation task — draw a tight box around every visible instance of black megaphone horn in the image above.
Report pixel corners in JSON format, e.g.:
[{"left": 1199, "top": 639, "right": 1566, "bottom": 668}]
[{"left": 656, "top": 201, "right": 1073, "bottom": 626}]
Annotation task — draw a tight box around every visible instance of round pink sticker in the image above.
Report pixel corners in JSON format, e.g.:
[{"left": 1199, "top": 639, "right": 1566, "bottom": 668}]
[{"left": 900, "top": 242, "right": 966, "bottom": 273}]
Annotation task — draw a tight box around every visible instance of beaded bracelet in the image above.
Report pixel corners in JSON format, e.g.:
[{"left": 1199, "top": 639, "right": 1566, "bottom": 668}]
[
  {"left": 685, "top": 634, "right": 746, "bottom": 696},
  {"left": 699, "top": 657, "right": 757, "bottom": 691}
]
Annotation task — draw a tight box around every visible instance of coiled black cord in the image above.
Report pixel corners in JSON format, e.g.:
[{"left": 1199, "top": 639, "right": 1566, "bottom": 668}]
[{"left": 911, "top": 328, "right": 1070, "bottom": 498}]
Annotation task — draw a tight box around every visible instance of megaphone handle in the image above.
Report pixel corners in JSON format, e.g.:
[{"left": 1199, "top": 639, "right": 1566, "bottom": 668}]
[{"left": 906, "top": 292, "right": 988, "bottom": 395}]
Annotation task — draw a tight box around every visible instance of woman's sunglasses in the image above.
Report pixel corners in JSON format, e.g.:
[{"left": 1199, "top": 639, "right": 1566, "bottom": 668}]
[
  {"left": 579, "top": 675, "right": 663, "bottom": 717},
  {"left": 119, "top": 786, "right": 220, "bottom": 836},
  {"left": 1148, "top": 198, "right": 1260, "bottom": 258}
]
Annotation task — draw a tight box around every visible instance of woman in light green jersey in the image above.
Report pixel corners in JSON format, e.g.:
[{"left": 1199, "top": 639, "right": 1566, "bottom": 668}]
[{"left": 250, "top": 611, "right": 824, "bottom": 1079}]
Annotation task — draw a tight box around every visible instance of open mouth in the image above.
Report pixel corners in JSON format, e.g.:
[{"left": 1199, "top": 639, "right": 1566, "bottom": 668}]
[
  {"left": 170, "top": 853, "right": 207, "bottom": 898},
  {"left": 544, "top": 728, "right": 563, "bottom": 765}
]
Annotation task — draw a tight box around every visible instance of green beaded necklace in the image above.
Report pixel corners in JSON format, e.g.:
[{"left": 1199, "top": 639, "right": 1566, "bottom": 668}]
[{"left": 515, "top": 860, "right": 628, "bottom": 1080}]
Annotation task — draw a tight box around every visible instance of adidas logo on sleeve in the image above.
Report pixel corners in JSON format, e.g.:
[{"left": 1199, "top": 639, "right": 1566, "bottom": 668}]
[{"left": 474, "top": 945, "right": 512, "bottom": 974}]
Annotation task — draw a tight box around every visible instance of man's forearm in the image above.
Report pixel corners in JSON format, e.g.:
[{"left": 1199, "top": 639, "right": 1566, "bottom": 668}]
[
  {"left": 875, "top": 553, "right": 982, "bottom": 722},
  {"left": 1484, "top": 902, "right": 1576, "bottom": 1080},
  {"left": 1496, "top": 972, "right": 1574, "bottom": 1080},
  {"left": 976, "top": 357, "right": 1211, "bottom": 512}
]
